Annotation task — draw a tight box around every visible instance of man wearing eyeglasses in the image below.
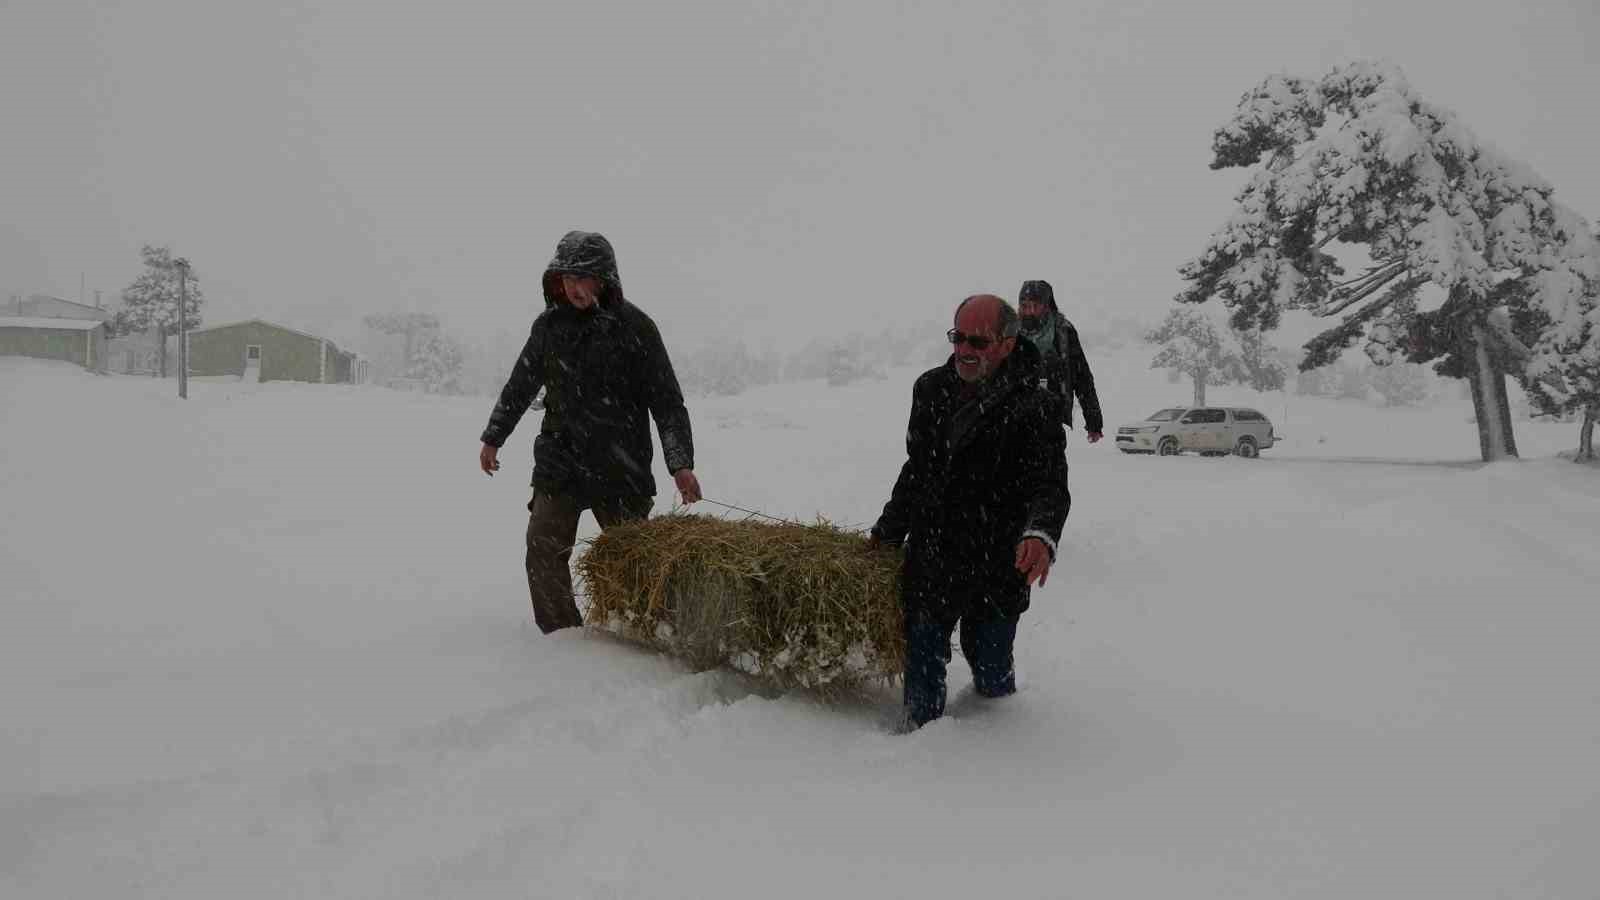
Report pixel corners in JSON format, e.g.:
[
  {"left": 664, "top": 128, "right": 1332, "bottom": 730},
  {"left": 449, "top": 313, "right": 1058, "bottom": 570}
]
[
  {"left": 868, "top": 294, "right": 1071, "bottom": 730},
  {"left": 1018, "top": 279, "right": 1104, "bottom": 443},
  {"left": 478, "top": 231, "right": 701, "bottom": 633}
]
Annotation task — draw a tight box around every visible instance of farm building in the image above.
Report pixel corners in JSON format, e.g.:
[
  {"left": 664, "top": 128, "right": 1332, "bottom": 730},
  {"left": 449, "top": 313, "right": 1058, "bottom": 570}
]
[
  {"left": 185, "top": 319, "right": 364, "bottom": 384},
  {"left": 3, "top": 293, "right": 164, "bottom": 375},
  {"left": 8, "top": 293, "right": 106, "bottom": 321},
  {"left": 0, "top": 317, "right": 108, "bottom": 371}
]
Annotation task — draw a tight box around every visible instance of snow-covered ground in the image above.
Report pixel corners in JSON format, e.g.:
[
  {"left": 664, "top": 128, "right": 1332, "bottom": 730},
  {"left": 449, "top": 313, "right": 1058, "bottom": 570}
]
[{"left": 3, "top": 351, "right": 1597, "bottom": 898}]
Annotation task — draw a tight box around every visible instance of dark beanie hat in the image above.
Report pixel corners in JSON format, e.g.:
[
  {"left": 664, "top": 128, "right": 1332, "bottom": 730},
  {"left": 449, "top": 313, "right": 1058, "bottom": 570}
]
[{"left": 1019, "top": 280, "right": 1057, "bottom": 311}]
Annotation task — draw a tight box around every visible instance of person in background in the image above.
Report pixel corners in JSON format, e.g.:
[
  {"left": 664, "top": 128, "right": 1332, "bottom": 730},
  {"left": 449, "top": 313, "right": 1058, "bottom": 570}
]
[{"left": 1017, "top": 279, "right": 1104, "bottom": 443}]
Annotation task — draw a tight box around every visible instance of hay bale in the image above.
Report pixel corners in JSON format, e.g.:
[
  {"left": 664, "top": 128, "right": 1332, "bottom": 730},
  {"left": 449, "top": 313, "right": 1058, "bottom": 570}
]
[{"left": 576, "top": 513, "right": 905, "bottom": 693}]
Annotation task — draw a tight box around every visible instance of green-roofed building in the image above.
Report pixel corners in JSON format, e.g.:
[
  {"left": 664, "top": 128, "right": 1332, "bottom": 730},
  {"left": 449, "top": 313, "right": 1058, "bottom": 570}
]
[
  {"left": 185, "top": 319, "right": 363, "bottom": 384},
  {"left": 0, "top": 316, "right": 108, "bottom": 371}
]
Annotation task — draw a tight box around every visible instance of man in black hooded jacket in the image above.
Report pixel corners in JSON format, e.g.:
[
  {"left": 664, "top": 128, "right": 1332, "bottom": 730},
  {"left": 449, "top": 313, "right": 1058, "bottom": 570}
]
[
  {"left": 869, "top": 294, "right": 1071, "bottom": 729},
  {"left": 1018, "top": 279, "right": 1104, "bottom": 442},
  {"left": 479, "top": 231, "right": 701, "bottom": 633}
]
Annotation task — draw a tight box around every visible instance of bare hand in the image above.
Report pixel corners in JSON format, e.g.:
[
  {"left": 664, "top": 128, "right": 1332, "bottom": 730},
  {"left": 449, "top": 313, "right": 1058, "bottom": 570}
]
[
  {"left": 1087, "top": 431, "right": 1104, "bottom": 444},
  {"left": 864, "top": 533, "right": 882, "bottom": 551},
  {"left": 1015, "top": 537, "right": 1052, "bottom": 587},
  {"left": 673, "top": 468, "right": 702, "bottom": 504},
  {"left": 479, "top": 443, "right": 500, "bottom": 476}
]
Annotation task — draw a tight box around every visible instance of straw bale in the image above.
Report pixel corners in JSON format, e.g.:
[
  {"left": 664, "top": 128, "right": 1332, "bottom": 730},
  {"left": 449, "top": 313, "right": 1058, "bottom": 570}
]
[{"left": 576, "top": 514, "right": 905, "bottom": 693}]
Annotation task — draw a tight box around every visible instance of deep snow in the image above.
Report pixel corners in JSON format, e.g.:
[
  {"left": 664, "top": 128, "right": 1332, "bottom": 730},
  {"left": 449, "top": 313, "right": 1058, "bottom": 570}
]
[{"left": 3, "top": 351, "right": 1597, "bottom": 898}]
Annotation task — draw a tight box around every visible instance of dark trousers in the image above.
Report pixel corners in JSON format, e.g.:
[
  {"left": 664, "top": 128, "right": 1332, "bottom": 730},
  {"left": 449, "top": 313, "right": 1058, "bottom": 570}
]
[
  {"left": 525, "top": 492, "right": 652, "bottom": 633},
  {"left": 903, "top": 606, "right": 1019, "bottom": 727}
]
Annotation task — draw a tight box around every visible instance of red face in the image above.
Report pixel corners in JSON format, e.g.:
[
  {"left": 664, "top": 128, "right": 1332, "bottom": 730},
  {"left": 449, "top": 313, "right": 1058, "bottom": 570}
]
[
  {"left": 951, "top": 303, "right": 1015, "bottom": 383},
  {"left": 561, "top": 274, "right": 601, "bottom": 310}
]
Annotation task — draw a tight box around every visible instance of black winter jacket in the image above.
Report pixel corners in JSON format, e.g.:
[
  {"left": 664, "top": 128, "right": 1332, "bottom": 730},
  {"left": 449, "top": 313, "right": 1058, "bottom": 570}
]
[
  {"left": 871, "top": 340, "right": 1071, "bottom": 619},
  {"left": 480, "top": 232, "right": 694, "bottom": 502},
  {"left": 1017, "top": 280, "right": 1103, "bottom": 432},
  {"left": 1031, "top": 311, "right": 1104, "bottom": 433}
]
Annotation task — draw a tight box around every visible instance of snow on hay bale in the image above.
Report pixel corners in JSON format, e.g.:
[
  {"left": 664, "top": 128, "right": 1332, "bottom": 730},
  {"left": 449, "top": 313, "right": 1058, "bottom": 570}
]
[{"left": 576, "top": 514, "right": 904, "bottom": 692}]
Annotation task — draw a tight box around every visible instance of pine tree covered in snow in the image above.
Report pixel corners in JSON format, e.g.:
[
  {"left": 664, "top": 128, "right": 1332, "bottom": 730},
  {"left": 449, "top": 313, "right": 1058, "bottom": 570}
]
[
  {"left": 1177, "top": 61, "right": 1600, "bottom": 461},
  {"left": 1146, "top": 308, "right": 1246, "bottom": 407},
  {"left": 1507, "top": 224, "right": 1600, "bottom": 459},
  {"left": 108, "top": 245, "right": 204, "bottom": 378}
]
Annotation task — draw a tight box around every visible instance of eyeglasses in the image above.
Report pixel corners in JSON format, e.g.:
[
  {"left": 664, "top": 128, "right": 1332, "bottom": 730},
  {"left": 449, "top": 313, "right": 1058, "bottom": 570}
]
[{"left": 947, "top": 329, "right": 1000, "bottom": 350}]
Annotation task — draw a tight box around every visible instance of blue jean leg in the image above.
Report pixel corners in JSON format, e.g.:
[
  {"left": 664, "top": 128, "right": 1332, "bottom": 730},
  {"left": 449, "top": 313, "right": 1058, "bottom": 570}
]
[
  {"left": 902, "top": 612, "right": 956, "bottom": 727},
  {"left": 960, "top": 615, "right": 1019, "bottom": 697}
]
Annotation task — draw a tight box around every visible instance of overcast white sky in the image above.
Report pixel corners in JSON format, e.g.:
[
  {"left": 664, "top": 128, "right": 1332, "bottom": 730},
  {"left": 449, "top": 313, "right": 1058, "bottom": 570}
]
[{"left": 3, "top": 0, "right": 1595, "bottom": 353}]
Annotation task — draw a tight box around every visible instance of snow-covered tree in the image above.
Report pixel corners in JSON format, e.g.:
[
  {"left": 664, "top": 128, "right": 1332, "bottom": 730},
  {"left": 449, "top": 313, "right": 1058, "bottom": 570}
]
[
  {"left": 1518, "top": 331, "right": 1600, "bottom": 459},
  {"left": 1368, "top": 362, "right": 1430, "bottom": 407},
  {"left": 1177, "top": 62, "right": 1600, "bottom": 461},
  {"left": 1509, "top": 224, "right": 1600, "bottom": 460},
  {"left": 679, "top": 341, "right": 781, "bottom": 397},
  {"left": 361, "top": 311, "right": 471, "bottom": 393},
  {"left": 1582, "top": 403, "right": 1599, "bottom": 462},
  {"left": 363, "top": 312, "right": 441, "bottom": 376},
  {"left": 1146, "top": 308, "right": 1245, "bottom": 407},
  {"left": 825, "top": 344, "right": 867, "bottom": 387},
  {"left": 1295, "top": 364, "right": 1337, "bottom": 397},
  {"left": 1335, "top": 364, "right": 1371, "bottom": 401},
  {"left": 404, "top": 330, "right": 464, "bottom": 394},
  {"left": 1235, "top": 326, "right": 1288, "bottom": 392},
  {"left": 784, "top": 335, "right": 885, "bottom": 387},
  {"left": 108, "top": 245, "right": 204, "bottom": 378}
]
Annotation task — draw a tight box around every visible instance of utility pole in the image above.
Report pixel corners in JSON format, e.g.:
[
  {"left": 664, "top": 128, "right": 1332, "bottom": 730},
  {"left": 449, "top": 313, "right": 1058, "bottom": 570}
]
[{"left": 174, "top": 258, "right": 190, "bottom": 400}]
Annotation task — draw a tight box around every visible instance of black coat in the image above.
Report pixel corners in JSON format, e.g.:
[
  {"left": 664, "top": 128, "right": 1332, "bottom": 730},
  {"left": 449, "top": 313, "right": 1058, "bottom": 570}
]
[
  {"left": 480, "top": 232, "right": 694, "bottom": 502},
  {"left": 871, "top": 340, "right": 1071, "bottom": 620},
  {"left": 1033, "top": 311, "right": 1104, "bottom": 433},
  {"left": 1017, "top": 280, "right": 1103, "bottom": 432}
]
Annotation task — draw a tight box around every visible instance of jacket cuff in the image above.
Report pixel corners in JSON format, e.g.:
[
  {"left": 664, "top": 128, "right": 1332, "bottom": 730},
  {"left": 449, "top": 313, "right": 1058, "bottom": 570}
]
[
  {"left": 1020, "top": 529, "right": 1058, "bottom": 561},
  {"left": 870, "top": 522, "right": 905, "bottom": 545},
  {"left": 480, "top": 428, "right": 505, "bottom": 448}
]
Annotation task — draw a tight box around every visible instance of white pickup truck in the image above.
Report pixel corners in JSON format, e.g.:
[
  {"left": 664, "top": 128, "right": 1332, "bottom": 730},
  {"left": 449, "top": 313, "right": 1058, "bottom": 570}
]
[{"left": 1115, "top": 406, "right": 1278, "bottom": 457}]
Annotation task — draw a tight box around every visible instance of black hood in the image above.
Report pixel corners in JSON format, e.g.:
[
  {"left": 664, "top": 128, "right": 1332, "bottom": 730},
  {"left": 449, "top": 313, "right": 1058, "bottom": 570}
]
[
  {"left": 1018, "top": 279, "right": 1057, "bottom": 313},
  {"left": 542, "top": 231, "right": 624, "bottom": 309}
]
